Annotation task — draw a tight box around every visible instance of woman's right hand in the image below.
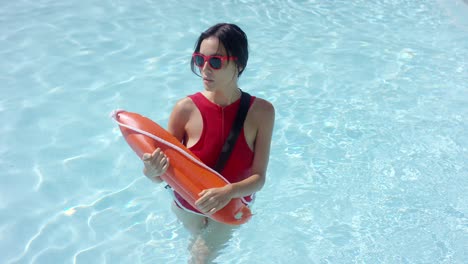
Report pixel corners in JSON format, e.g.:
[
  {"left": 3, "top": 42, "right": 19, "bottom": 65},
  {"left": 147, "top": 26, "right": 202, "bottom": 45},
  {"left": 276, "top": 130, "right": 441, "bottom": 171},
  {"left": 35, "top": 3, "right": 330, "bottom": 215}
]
[{"left": 142, "top": 148, "right": 170, "bottom": 183}]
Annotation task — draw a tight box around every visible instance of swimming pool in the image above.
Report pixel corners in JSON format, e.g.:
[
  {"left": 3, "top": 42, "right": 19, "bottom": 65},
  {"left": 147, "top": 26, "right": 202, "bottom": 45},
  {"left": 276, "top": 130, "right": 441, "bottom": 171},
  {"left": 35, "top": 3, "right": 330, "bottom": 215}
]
[{"left": 1, "top": 0, "right": 467, "bottom": 263}]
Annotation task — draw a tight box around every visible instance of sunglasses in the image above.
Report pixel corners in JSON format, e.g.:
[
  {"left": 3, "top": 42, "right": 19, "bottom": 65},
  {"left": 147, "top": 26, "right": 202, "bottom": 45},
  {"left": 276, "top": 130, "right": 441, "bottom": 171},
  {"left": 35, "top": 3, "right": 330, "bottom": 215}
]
[{"left": 192, "top": 53, "right": 237, "bottom": 70}]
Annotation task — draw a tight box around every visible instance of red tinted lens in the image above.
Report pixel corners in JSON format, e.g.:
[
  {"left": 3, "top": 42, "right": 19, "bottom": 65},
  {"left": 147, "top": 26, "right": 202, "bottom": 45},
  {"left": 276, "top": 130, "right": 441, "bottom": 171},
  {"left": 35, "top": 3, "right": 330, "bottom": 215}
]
[
  {"left": 194, "top": 55, "right": 205, "bottom": 67},
  {"left": 208, "top": 57, "right": 222, "bottom": 69}
]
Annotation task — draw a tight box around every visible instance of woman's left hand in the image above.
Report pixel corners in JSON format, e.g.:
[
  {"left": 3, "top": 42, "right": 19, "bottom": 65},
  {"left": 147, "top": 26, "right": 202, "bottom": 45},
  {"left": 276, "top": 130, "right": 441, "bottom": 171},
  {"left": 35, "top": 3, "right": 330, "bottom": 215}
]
[{"left": 195, "top": 185, "right": 234, "bottom": 214}]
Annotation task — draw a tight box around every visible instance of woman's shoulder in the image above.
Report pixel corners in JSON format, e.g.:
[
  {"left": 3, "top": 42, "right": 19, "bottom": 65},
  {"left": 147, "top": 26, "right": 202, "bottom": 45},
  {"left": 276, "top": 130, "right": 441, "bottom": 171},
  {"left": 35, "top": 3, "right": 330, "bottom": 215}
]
[
  {"left": 173, "top": 95, "right": 197, "bottom": 113},
  {"left": 251, "top": 96, "right": 275, "bottom": 117},
  {"left": 248, "top": 96, "right": 275, "bottom": 125},
  {"left": 169, "top": 95, "right": 198, "bottom": 125},
  {"left": 168, "top": 95, "right": 199, "bottom": 137}
]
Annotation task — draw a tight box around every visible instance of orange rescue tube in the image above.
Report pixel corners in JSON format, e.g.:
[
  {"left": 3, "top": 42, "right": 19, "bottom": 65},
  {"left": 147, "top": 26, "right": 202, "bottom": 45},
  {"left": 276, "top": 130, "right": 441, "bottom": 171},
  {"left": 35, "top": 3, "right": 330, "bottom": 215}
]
[{"left": 111, "top": 110, "right": 252, "bottom": 225}]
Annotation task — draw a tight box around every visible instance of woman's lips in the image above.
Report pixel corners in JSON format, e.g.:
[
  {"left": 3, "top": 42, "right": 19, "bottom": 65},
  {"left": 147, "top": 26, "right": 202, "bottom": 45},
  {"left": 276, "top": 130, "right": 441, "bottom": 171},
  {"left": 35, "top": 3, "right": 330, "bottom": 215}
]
[{"left": 203, "top": 77, "right": 214, "bottom": 84}]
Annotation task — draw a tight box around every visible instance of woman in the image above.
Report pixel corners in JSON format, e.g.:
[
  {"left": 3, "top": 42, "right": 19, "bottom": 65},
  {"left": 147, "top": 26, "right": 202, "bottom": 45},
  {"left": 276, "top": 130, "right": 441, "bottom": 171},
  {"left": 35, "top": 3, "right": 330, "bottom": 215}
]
[{"left": 142, "top": 23, "right": 275, "bottom": 263}]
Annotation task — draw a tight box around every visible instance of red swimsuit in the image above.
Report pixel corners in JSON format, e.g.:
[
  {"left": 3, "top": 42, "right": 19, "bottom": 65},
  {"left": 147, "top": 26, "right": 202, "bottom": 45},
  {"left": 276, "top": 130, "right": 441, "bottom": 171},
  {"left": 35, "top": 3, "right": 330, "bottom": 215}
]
[{"left": 173, "top": 92, "right": 256, "bottom": 215}]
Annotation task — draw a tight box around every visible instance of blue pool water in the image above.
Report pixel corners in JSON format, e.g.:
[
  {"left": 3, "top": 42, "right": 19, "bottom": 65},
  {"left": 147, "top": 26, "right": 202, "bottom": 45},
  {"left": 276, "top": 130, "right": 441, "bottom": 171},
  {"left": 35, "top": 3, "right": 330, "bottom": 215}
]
[{"left": 1, "top": 0, "right": 467, "bottom": 263}]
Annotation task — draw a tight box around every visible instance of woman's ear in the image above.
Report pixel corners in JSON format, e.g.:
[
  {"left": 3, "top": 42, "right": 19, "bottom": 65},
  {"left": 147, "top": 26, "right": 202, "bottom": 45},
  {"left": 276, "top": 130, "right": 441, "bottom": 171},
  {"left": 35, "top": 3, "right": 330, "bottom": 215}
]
[{"left": 238, "top": 66, "right": 244, "bottom": 76}]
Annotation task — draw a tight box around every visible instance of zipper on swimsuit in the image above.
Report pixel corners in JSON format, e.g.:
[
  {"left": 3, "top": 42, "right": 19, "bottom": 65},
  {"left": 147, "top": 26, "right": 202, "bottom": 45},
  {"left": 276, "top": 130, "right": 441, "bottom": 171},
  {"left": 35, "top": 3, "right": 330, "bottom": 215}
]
[{"left": 221, "top": 107, "right": 225, "bottom": 145}]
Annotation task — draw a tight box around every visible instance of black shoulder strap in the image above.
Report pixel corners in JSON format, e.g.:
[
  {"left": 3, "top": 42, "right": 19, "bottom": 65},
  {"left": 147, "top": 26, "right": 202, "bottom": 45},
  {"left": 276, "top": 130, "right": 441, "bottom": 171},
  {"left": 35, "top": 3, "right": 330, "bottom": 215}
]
[{"left": 213, "top": 91, "right": 252, "bottom": 173}]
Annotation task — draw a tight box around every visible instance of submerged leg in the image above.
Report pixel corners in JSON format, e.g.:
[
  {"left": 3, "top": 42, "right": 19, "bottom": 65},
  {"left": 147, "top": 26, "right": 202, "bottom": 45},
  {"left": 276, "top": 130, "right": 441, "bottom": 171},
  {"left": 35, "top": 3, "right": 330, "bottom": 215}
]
[
  {"left": 189, "top": 218, "right": 237, "bottom": 264},
  {"left": 171, "top": 202, "right": 237, "bottom": 263},
  {"left": 171, "top": 202, "right": 207, "bottom": 234}
]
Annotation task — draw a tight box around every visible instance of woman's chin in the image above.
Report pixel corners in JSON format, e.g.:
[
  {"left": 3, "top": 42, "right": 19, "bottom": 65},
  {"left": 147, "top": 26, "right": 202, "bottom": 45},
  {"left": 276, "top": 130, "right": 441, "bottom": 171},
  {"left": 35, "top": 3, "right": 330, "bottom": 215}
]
[{"left": 203, "top": 83, "right": 216, "bottom": 91}]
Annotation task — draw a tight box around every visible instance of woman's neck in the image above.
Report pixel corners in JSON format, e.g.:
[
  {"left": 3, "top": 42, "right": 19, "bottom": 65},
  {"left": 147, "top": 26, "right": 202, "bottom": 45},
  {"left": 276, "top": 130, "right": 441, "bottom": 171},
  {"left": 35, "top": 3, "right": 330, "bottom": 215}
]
[{"left": 204, "top": 87, "right": 241, "bottom": 107}]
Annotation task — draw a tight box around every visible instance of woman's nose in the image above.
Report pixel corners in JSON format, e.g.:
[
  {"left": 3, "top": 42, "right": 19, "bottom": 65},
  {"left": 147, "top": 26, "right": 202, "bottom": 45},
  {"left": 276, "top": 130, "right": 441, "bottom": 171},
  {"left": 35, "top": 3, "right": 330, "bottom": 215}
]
[{"left": 201, "top": 60, "right": 211, "bottom": 72}]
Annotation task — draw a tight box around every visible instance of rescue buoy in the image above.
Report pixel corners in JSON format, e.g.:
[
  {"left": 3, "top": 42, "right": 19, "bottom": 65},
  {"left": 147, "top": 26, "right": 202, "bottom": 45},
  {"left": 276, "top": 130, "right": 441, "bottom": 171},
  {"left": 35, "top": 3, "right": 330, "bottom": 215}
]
[{"left": 111, "top": 110, "right": 252, "bottom": 225}]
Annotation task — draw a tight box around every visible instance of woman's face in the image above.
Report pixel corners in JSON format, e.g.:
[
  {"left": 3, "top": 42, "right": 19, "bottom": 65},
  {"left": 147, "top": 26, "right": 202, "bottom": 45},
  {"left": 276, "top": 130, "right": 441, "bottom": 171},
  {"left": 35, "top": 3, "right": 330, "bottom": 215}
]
[{"left": 198, "top": 37, "right": 239, "bottom": 91}]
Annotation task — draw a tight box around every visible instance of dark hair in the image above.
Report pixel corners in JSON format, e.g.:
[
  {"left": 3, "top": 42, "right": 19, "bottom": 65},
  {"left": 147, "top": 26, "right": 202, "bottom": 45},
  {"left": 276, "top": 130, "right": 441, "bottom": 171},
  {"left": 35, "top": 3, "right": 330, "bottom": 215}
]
[{"left": 191, "top": 23, "right": 248, "bottom": 77}]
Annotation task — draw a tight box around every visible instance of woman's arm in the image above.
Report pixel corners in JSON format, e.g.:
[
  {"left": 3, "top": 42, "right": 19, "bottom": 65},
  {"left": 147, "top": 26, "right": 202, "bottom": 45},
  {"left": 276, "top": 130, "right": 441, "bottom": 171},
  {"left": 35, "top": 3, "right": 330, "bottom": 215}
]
[
  {"left": 142, "top": 98, "right": 193, "bottom": 182},
  {"left": 195, "top": 99, "right": 275, "bottom": 214},
  {"left": 167, "top": 97, "right": 193, "bottom": 142},
  {"left": 229, "top": 99, "right": 275, "bottom": 197}
]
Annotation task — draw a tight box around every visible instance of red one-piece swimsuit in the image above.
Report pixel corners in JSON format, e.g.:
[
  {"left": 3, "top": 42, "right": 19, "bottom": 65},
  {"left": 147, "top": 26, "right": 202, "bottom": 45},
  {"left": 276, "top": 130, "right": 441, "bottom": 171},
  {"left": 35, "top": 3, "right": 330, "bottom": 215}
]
[{"left": 173, "top": 92, "right": 256, "bottom": 215}]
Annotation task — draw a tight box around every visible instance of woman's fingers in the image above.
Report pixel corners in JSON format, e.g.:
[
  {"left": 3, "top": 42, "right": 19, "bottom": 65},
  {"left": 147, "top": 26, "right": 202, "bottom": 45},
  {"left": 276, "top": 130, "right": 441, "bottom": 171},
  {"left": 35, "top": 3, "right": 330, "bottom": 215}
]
[
  {"left": 195, "top": 190, "right": 219, "bottom": 214},
  {"left": 195, "top": 186, "right": 233, "bottom": 214},
  {"left": 142, "top": 152, "right": 151, "bottom": 161},
  {"left": 142, "top": 148, "right": 170, "bottom": 177},
  {"left": 146, "top": 148, "right": 161, "bottom": 164},
  {"left": 161, "top": 158, "right": 170, "bottom": 171},
  {"left": 153, "top": 149, "right": 169, "bottom": 166}
]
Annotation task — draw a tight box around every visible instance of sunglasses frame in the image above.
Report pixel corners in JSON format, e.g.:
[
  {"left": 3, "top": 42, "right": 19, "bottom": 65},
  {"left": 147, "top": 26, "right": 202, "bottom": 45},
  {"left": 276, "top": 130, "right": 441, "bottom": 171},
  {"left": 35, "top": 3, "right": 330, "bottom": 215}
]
[{"left": 192, "top": 53, "right": 238, "bottom": 70}]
